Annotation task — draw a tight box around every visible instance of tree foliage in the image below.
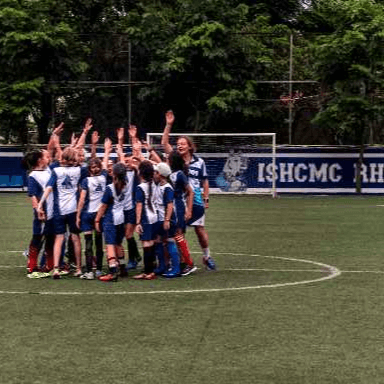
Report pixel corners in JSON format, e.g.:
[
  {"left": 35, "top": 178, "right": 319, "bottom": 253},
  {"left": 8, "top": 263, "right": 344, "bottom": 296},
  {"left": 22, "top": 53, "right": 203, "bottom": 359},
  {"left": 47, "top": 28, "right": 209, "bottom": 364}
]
[{"left": 1, "top": 0, "right": 384, "bottom": 147}]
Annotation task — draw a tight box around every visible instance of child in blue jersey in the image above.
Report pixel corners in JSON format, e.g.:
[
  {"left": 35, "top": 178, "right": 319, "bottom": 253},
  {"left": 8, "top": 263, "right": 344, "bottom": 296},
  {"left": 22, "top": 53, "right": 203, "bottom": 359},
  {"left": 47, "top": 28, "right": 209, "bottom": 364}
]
[
  {"left": 95, "top": 162, "right": 128, "bottom": 282},
  {"left": 168, "top": 152, "right": 196, "bottom": 276},
  {"left": 37, "top": 146, "right": 88, "bottom": 279},
  {"left": 22, "top": 150, "right": 55, "bottom": 278},
  {"left": 153, "top": 162, "right": 182, "bottom": 278},
  {"left": 133, "top": 160, "right": 158, "bottom": 280},
  {"left": 76, "top": 157, "right": 108, "bottom": 279}
]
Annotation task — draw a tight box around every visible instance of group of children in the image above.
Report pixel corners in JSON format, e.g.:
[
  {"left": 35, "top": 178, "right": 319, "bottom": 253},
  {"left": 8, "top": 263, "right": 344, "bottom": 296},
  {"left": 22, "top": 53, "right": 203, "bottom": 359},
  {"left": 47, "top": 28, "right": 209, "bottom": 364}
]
[{"left": 22, "top": 111, "right": 216, "bottom": 282}]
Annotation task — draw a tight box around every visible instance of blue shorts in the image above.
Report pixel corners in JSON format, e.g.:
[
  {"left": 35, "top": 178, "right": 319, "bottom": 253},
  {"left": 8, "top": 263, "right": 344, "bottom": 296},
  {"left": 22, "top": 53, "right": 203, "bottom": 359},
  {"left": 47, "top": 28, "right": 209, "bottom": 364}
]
[
  {"left": 174, "top": 199, "right": 186, "bottom": 232},
  {"left": 80, "top": 211, "right": 98, "bottom": 232},
  {"left": 155, "top": 221, "right": 177, "bottom": 239},
  {"left": 124, "top": 208, "right": 136, "bottom": 225},
  {"left": 33, "top": 217, "right": 55, "bottom": 236},
  {"left": 187, "top": 204, "right": 205, "bottom": 227},
  {"left": 54, "top": 212, "right": 80, "bottom": 235},
  {"left": 103, "top": 222, "right": 125, "bottom": 245},
  {"left": 139, "top": 223, "right": 157, "bottom": 242}
]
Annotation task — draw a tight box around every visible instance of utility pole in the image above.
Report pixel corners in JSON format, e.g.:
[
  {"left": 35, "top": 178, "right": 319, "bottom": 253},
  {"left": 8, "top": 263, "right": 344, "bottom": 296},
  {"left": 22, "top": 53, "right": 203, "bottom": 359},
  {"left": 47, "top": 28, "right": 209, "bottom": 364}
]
[
  {"left": 128, "top": 41, "right": 132, "bottom": 126},
  {"left": 288, "top": 33, "right": 293, "bottom": 145}
]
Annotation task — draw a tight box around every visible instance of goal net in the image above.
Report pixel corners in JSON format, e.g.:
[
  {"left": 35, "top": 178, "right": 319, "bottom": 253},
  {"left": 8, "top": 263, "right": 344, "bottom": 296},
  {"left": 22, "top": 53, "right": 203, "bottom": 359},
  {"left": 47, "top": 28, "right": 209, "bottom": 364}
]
[{"left": 146, "top": 133, "right": 277, "bottom": 197}]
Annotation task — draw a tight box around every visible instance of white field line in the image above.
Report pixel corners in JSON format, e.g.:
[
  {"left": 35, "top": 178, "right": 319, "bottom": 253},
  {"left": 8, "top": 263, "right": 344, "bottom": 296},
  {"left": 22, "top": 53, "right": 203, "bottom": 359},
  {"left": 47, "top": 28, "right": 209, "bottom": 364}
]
[
  {"left": 0, "top": 251, "right": 342, "bottom": 295},
  {"left": 2, "top": 250, "right": 381, "bottom": 274}
]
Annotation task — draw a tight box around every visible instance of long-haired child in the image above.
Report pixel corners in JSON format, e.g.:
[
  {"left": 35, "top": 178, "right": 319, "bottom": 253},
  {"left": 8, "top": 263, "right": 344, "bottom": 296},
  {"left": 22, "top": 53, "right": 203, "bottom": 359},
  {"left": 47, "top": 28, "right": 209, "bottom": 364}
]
[
  {"left": 168, "top": 151, "right": 196, "bottom": 276},
  {"left": 95, "top": 162, "right": 128, "bottom": 282},
  {"left": 133, "top": 160, "right": 158, "bottom": 280},
  {"left": 37, "top": 146, "right": 88, "bottom": 279},
  {"left": 22, "top": 150, "right": 55, "bottom": 278}
]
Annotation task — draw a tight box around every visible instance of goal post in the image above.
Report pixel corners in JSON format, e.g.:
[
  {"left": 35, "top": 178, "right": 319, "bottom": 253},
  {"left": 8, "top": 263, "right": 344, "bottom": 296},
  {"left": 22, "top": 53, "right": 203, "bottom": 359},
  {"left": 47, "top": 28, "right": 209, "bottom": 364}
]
[{"left": 146, "top": 132, "right": 277, "bottom": 197}]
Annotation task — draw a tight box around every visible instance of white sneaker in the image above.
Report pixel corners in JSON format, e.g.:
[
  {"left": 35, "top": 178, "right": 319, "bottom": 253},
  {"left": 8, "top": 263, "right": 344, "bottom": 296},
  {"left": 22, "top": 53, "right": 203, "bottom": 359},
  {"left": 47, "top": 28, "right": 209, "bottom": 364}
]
[{"left": 80, "top": 272, "right": 95, "bottom": 280}]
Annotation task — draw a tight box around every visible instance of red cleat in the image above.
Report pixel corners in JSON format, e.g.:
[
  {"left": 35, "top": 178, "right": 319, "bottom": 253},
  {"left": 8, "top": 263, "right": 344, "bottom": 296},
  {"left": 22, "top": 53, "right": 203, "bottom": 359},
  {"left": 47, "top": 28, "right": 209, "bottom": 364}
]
[{"left": 98, "top": 273, "right": 118, "bottom": 282}]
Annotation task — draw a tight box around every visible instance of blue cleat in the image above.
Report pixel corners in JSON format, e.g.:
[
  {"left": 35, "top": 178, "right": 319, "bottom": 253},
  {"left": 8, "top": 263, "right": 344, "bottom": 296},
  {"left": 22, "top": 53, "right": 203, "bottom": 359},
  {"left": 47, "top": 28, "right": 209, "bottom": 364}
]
[
  {"left": 163, "top": 269, "right": 181, "bottom": 278},
  {"left": 126, "top": 261, "right": 137, "bottom": 270},
  {"left": 203, "top": 257, "right": 216, "bottom": 271}
]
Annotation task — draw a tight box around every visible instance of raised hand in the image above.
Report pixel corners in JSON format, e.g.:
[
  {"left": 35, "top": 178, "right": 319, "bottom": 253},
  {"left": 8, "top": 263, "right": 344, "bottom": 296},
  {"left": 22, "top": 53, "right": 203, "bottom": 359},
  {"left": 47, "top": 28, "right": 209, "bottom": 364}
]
[
  {"left": 52, "top": 122, "right": 64, "bottom": 136},
  {"left": 165, "top": 110, "right": 175, "bottom": 127},
  {"left": 128, "top": 124, "right": 137, "bottom": 139},
  {"left": 91, "top": 131, "right": 100, "bottom": 145},
  {"left": 104, "top": 137, "right": 113, "bottom": 153},
  {"left": 84, "top": 118, "right": 93, "bottom": 132},
  {"left": 117, "top": 127, "right": 125, "bottom": 142}
]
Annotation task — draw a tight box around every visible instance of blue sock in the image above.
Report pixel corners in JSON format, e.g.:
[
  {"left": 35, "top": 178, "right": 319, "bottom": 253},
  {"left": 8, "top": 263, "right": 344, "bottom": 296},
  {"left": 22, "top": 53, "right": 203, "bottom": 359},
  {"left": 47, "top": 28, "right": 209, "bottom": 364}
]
[
  {"left": 167, "top": 241, "right": 180, "bottom": 273},
  {"left": 154, "top": 243, "right": 166, "bottom": 274}
]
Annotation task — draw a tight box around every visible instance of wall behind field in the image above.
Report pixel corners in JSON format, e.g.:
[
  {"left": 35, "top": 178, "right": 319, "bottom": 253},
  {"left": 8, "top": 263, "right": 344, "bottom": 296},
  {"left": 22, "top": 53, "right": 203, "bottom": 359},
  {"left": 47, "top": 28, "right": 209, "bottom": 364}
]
[{"left": 3, "top": 146, "right": 384, "bottom": 194}]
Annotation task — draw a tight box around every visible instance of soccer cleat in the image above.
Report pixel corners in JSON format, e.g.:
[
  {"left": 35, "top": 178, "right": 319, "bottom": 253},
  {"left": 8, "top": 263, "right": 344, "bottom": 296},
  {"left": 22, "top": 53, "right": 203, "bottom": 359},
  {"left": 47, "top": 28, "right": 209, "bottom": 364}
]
[
  {"left": 133, "top": 273, "right": 147, "bottom": 280},
  {"left": 164, "top": 270, "right": 181, "bottom": 278},
  {"left": 203, "top": 257, "right": 216, "bottom": 271},
  {"left": 144, "top": 272, "right": 156, "bottom": 280},
  {"left": 80, "top": 272, "right": 95, "bottom": 280},
  {"left": 98, "top": 273, "right": 118, "bottom": 282},
  {"left": 181, "top": 265, "right": 198, "bottom": 276},
  {"left": 73, "top": 269, "right": 83, "bottom": 277},
  {"left": 126, "top": 261, "right": 137, "bottom": 270},
  {"left": 120, "top": 266, "right": 128, "bottom": 277},
  {"left": 27, "top": 271, "right": 43, "bottom": 279},
  {"left": 52, "top": 269, "right": 61, "bottom": 279},
  {"left": 39, "top": 271, "right": 53, "bottom": 278},
  {"left": 154, "top": 266, "right": 166, "bottom": 275}
]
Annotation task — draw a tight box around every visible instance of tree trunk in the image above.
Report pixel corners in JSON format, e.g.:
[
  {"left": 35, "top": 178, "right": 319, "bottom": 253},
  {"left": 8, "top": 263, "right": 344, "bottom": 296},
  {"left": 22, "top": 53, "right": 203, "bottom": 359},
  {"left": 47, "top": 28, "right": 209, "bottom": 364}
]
[{"left": 355, "top": 143, "right": 365, "bottom": 194}]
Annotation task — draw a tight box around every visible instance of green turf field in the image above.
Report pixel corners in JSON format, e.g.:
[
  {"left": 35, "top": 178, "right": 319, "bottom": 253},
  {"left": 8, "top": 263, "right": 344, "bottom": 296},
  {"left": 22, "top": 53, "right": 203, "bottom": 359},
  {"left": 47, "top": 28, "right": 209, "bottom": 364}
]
[{"left": 1, "top": 193, "right": 384, "bottom": 384}]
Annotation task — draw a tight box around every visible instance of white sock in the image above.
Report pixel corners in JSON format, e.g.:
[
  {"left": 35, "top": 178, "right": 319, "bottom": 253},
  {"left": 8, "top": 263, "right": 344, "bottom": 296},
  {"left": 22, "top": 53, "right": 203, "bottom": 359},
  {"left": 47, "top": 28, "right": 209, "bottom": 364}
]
[{"left": 203, "top": 248, "right": 210, "bottom": 259}]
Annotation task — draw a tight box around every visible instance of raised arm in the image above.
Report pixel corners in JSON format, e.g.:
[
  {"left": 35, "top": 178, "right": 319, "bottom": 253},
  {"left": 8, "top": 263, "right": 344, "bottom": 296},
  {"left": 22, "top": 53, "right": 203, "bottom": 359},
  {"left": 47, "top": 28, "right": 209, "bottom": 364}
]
[
  {"left": 75, "top": 118, "right": 93, "bottom": 150},
  {"left": 47, "top": 122, "right": 64, "bottom": 159},
  {"left": 161, "top": 110, "right": 174, "bottom": 155},
  {"left": 102, "top": 138, "right": 113, "bottom": 170},
  {"left": 90, "top": 131, "right": 100, "bottom": 159},
  {"left": 142, "top": 141, "right": 162, "bottom": 164},
  {"left": 116, "top": 127, "right": 125, "bottom": 163}
]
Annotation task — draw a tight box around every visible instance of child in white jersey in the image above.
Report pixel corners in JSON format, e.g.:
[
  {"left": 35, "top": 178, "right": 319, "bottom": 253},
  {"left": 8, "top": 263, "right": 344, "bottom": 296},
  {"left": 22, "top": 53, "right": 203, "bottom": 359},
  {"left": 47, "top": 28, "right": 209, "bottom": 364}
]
[
  {"left": 22, "top": 150, "right": 54, "bottom": 278},
  {"left": 76, "top": 157, "right": 108, "bottom": 279},
  {"left": 133, "top": 160, "right": 158, "bottom": 280},
  {"left": 95, "top": 162, "right": 128, "bottom": 282},
  {"left": 37, "top": 146, "right": 88, "bottom": 279}
]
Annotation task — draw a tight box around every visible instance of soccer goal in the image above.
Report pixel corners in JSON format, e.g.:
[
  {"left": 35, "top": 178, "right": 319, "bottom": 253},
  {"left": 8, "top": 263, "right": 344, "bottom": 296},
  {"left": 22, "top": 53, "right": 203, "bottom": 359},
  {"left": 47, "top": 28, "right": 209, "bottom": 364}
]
[{"left": 146, "top": 132, "right": 277, "bottom": 197}]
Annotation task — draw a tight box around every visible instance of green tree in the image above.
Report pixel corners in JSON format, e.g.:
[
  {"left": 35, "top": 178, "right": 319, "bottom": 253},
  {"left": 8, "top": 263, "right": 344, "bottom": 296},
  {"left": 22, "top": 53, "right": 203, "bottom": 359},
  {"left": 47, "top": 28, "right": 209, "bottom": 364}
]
[
  {"left": 0, "top": 0, "right": 88, "bottom": 144},
  {"left": 310, "top": 0, "right": 384, "bottom": 191}
]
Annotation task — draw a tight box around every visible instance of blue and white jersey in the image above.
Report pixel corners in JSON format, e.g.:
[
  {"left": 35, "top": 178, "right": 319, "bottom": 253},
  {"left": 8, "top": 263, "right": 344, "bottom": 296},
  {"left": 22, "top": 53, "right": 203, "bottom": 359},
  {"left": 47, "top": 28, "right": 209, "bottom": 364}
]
[
  {"left": 135, "top": 182, "right": 158, "bottom": 225},
  {"left": 80, "top": 170, "right": 108, "bottom": 213},
  {"left": 187, "top": 155, "right": 208, "bottom": 207},
  {"left": 102, "top": 183, "right": 128, "bottom": 225},
  {"left": 47, "top": 166, "right": 88, "bottom": 216},
  {"left": 169, "top": 170, "right": 189, "bottom": 202},
  {"left": 123, "top": 169, "right": 138, "bottom": 211},
  {"left": 28, "top": 169, "right": 54, "bottom": 220},
  {"left": 154, "top": 182, "right": 176, "bottom": 223}
]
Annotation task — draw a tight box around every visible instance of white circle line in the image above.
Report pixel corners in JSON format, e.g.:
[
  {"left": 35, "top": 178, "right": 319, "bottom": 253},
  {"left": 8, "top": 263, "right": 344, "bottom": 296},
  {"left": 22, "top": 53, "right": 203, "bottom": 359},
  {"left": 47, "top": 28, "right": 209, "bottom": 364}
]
[
  {"left": 0, "top": 265, "right": 380, "bottom": 274},
  {"left": 0, "top": 252, "right": 341, "bottom": 295}
]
